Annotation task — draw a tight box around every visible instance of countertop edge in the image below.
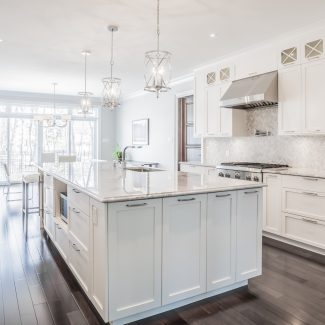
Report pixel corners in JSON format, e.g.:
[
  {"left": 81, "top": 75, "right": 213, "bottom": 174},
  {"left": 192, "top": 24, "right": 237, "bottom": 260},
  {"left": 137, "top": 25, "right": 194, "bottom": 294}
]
[{"left": 264, "top": 168, "right": 325, "bottom": 179}]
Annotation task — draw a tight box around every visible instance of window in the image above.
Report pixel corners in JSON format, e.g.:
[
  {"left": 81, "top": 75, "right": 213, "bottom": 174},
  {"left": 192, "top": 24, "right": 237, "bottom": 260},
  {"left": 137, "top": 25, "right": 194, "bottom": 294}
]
[{"left": 0, "top": 97, "right": 98, "bottom": 183}]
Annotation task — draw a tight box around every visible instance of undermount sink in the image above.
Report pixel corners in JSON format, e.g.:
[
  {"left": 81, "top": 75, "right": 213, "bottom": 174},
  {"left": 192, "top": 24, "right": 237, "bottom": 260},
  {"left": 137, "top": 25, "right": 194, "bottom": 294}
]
[{"left": 125, "top": 166, "right": 164, "bottom": 173}]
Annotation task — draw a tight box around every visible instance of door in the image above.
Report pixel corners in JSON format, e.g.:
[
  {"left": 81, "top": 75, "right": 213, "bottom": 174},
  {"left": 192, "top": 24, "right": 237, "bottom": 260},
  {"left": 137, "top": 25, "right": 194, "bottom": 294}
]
[
  {"left": 108, "top": 199, "right": 162, "bottom": 320},
  {"left": 236, "top": 189, "right": 262, "bottom": 281},
  {"left": 207, "top": 192, "right": 236, "bottom": 291},
  {"left": 278, "top": 66, "right": 303, "bottom": 134},
  {"left": 264, "top": 174, "right": 282, "bottom": 234},
  {"left": 303, "top": 60, "right": 325, "bottom": 133},
  {"left": 162, "top": 194, "right": 207, "bottom": 304}
]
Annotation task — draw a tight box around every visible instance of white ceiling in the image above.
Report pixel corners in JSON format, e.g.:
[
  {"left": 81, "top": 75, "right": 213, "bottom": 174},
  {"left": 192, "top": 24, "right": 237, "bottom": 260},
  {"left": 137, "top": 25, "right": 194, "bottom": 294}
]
[{"left": 1, "top": 0, "right": 325, "bottom": 97}]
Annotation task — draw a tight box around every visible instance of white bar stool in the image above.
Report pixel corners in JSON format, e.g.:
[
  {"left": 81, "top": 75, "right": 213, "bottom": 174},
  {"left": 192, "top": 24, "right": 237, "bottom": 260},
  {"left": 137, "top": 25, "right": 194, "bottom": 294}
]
[{"left": 22, "top": 173, "right": 40, "bottom": 220}]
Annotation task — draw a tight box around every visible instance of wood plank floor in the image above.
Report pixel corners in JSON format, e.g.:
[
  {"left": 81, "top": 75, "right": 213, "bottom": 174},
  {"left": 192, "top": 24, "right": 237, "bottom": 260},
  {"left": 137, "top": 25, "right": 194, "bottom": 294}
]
[{"left": 1, "top": 187, "right": 325, "bottom": 325}]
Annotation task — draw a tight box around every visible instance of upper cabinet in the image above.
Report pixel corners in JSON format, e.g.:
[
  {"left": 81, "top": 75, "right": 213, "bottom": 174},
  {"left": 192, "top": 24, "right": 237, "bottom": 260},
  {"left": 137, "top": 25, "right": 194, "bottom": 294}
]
[
  {"left": 235, "top": 45, "right": 277, "bottom": 80},
  {"left": 194, "top": 64, "right": 247, "bottom": 138}
]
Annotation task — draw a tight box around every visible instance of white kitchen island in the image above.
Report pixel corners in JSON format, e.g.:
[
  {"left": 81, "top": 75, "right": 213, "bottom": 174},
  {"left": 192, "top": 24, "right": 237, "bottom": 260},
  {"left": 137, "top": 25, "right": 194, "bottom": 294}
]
[{"left": 36, "top": 161, "right": 264, "bottom": 325}]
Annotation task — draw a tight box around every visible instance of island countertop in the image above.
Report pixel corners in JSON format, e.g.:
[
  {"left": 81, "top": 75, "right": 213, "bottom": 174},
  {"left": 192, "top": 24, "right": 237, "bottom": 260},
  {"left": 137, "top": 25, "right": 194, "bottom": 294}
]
[{"left": 35, "top": 161, "right": 265, "bottom": 203}]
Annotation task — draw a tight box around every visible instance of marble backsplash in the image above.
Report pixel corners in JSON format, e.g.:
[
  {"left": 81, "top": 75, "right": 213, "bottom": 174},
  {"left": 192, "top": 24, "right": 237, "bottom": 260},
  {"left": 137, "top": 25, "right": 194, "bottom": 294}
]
[{"left": 204, "top": 107, "right": 325, "bottom": 170}]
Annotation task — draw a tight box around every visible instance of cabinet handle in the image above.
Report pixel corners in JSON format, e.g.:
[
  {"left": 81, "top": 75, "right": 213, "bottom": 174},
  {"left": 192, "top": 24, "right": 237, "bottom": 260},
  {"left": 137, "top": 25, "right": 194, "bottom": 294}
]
[
  {"left": 126, "top": 203, "right": 148, "bottom": 208},
  {"left": 302, "top": 192, "right": 318, "bottom": 196},
  {"left": 244, "top": 190, "right": 258, "bottom": 195},
  {"left": 72, "top": 188, "right": 80, "bottom": 194},
  {"left": 177, "top": 197, "right": 196, "bottom": 202},
  {"left": 302, "top": 218, "right": 318, "bottom": 224},
  {"left": 72, "top": 207, "right": 80, "bottom": 214},
  {"left": 303, "top": 177, "right": 318, "bottom": 181},
  {"left": 215, "top": 194, "right": 231, "bottom": 197}
]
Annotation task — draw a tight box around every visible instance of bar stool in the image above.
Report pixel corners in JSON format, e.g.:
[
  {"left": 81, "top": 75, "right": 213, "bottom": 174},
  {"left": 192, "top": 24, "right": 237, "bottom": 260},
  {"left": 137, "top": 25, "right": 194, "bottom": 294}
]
[{"left": 22, "top": 173, "right": 40, "bottom": 220}]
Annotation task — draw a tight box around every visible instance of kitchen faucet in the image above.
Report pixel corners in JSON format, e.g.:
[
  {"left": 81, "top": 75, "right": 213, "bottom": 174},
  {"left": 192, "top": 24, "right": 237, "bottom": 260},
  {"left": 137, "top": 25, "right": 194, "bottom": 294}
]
[{"left": 121, "top": 145, "right": 142, "bottom": 168}]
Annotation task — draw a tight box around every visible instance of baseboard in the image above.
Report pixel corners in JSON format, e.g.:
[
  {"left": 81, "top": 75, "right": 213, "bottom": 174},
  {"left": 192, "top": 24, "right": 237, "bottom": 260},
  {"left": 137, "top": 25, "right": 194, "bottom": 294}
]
[{"left": 263, "top": 234, "right": 325, "bottom": 265}]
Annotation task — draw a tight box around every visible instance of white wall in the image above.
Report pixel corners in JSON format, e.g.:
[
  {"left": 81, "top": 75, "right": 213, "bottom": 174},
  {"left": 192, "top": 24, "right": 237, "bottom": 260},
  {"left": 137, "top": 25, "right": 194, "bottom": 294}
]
[
  {"left": 99, "top": 108, "right": 116, "bottom": 161},
  {"left": 115, "top": 79, "right": 193, "bottom": 171}
]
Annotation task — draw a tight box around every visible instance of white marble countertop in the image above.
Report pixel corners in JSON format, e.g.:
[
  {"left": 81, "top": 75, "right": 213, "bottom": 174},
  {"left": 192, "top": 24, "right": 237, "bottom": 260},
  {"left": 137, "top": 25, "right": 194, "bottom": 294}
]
[
  {"left": 264, "top": 167, "right": 325, "bottom": 179},
  {"left": 35, "top": 161, "right": 264, "bottom": 203}
]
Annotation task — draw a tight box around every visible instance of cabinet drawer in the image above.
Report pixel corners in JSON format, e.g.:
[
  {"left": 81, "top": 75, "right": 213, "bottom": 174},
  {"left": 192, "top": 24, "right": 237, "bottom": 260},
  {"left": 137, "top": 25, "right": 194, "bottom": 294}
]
[
  {"left": 69, "top": 206, "right": 89, "bottom": 251},
  {"left": 282, "top": 188, "right": 325, "bottom": 221},
  {"left": 55, "top": 223, "right": 69, "bottom": 260},
  {"left": 282, "top": 175, "right": 325, "bottom": 193},
  {"left": 69, "top": 241, "right": 89, "bottom": 294},
  {"left": 44, "top": 173, "right": 53, "bottom": 188},
  {"left": 284, "top": 213, "right": 325, "bottom": 249},
  {"left": 44, "top": 210, "right": 55, "bottom": 240},
  {"left": 67, "top": 185, "right": 89, "bottom": 215}
]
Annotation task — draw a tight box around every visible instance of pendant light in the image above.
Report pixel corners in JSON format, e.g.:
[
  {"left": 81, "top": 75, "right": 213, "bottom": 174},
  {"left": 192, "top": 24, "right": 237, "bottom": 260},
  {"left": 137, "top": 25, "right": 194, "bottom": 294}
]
[
  {"left": 79, "top": 50, "right": 93, "bottom": 115},
  {"left": 144, "top": 0, "right": 172, "bottom": 98},
  {"left": 102, "top": 25, "right": 121, "bottom": 110}
]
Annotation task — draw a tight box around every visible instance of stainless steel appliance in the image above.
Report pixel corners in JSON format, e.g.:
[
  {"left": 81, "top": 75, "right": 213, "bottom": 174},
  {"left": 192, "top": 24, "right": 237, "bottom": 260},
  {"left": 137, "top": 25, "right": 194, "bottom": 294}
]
[
  {"left": 220, "top": 71, "right": 278, "bottom": 109},
  {"left": 216, "top": 162, "right": 288, "bottom": 182},
  {"left": 60, "top": 192, "right": 68, "bottom": 223}
]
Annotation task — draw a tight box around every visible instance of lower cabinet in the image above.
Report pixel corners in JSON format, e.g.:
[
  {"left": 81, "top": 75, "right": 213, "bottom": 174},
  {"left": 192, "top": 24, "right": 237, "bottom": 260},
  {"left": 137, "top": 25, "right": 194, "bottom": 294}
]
[
  {"left": 162, "top": 195, "right": 207, "bottom": 304},
  {"left": 236, "top": 189, "right": 262, "bottom": 281},
  {"left": 55, "top": 222, "right": 69, "bottom": 261},
  {"left": 44, "top": 210, "right": 55, "bottom": 240},
  {"left": 207, "top": 192, "right": 236, "bottom": 291},
  {"left": 108, "top": 199, "right": 162, "bottom": 320}
]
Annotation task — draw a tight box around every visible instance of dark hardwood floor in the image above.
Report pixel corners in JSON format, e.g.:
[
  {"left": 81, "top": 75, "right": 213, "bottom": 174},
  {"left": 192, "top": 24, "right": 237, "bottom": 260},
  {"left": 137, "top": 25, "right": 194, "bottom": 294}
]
[{"left": 1, "top": 186, "right": 325, "bottom": 325}]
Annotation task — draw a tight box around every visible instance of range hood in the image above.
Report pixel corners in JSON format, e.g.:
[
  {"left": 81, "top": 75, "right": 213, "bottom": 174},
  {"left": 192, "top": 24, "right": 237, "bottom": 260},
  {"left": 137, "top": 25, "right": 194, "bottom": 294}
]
[{"left": 220, "top": 71, "right": 278, "bottom": 109}]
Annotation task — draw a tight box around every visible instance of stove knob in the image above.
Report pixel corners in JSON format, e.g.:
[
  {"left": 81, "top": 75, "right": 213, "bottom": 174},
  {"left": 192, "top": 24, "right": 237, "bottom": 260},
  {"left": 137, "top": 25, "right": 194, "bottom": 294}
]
[
  {"left": 235, "top": 173, "right": 241, "bottom": 179},
  {"left": 253, "top": 176, "right": 260, "bottom": 182},
  {"left": 246, "top": 175, "right": 252, "bottom": 181},
  {"left": 218, "top": 172, "right": 224, "bottom": 177},
  {"left": 225, "top": 173, "right": 231, "bottom": 178}
]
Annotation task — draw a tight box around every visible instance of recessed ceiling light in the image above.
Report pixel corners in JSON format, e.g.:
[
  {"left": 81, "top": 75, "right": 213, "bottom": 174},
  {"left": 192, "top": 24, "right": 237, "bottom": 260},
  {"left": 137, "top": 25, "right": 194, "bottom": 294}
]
[{"left": 210, "top": 33, "right": 216, "bottom": 38}]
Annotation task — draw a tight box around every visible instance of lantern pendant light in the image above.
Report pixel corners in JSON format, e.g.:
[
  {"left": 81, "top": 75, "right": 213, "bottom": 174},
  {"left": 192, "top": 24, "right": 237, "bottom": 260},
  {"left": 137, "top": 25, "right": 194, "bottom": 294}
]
[
  {"left": 102, "top": 25, "right": 121, "bottom": 110},
  {"left": 144, "top": 0, "right": 172, "bottom": 98},
  {"left": 79, "top": 50, "right": 93, "bottom": 115}
]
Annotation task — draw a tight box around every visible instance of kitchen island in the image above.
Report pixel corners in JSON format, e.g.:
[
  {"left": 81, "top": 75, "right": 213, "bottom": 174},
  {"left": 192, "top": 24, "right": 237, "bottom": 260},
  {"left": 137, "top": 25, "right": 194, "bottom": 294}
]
[{"left": 36, "top": 161, "right": 264, "bottom": 325}]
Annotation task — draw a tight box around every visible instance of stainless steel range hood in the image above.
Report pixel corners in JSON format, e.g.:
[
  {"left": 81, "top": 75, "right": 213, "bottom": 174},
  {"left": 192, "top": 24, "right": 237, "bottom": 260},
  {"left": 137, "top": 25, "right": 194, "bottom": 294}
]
[{"left": 220, "top": 71, "right": 278, "bottom": 109}]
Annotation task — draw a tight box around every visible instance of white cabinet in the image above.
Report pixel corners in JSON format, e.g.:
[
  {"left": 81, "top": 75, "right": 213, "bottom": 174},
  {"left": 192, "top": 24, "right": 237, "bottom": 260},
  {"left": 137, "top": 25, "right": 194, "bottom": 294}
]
[
  {"left": 236, "top": 189, "right": 262, "bottom": 281},
  {"left": 194, "top": 70, "right": 207, "bottom": 137},
  {"left": 207, "top": 192, "right": 236, "bottom": 291},
  {"left": 278, "top": 66, "right": 303, "bottom": 134},
  {"left": 235, "top": 45, "right": 277, "bottom": 80},
  {"left": 301, "top": 29, "right": 325, "bottom": 64},
  {"left": 108, "top": 199, "right": 162, "bottom": 320},
  {"left": 263, "top": 173, "right": 282, "bottom": 234},
  {"left": 44, "top": 210, "right": 55, "bottom": 240},
  {"left": 55, "top": 222, "right": 69, "bottom": 261},
  {"left": 89, "top": 198, "right": 108, "bottom": 321},
  {"left": 302, "top": 60, "right": 325, "bottom": 133},
  {"left": 69, "top": 205, "right": 90, "bottom": 251},
  {"left": 206, "top": 85, "right": 221, "bottom": 136},
  {"left": 162, "top": 195, "right": 207, "bottom": 304}
]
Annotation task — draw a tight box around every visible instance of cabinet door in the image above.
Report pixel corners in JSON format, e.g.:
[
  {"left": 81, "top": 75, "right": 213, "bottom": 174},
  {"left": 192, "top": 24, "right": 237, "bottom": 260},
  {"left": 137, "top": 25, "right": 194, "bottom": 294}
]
[
  {"left": 236, "top": 189, "right": 262, "bottom": 281},
  {"left": 278, "top": 66, "right": 303, "bottom": 134},
  {"left": 44, "top": 210, "right": 55, "bottom": 240},
  {"left": 219, "top": 83, "right": 232, "bottom": 136},
  {"left": 162, "top": 194, "right": 207, "bottom": 304},
  {"left": 89, "top": 199, "right": 108, "bottom": 322},
  {"left": 44, "top": 187, "right": 53, "bottom": 212},
  {"left": 194, "top": 72, "right": 207, "bottom": 137},
  {"left": 55, "top": 223, "right": 69, "bottom": 261},
  {"left": 303, "top": 60, "right": 325, "bottom": 133},
  {"left": 264, "top": 174, "right": 282, "bottom": 234},
  {"left": 207, "top": 192, "right": 236, "bottom": 291},
  {"left": 206, "top": 85, "right": 221, "bottom": 136},
  {"left": 108, "top": 199, "right": 162, "bottom": 320}
]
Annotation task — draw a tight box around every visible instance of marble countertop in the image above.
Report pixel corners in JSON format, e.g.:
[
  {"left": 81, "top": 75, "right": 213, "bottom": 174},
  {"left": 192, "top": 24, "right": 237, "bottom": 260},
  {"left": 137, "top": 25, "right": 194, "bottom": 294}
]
[
  {"left": 179, "top": 161, "right": 216, "bottom": 168},
  {"left": 35, "top": 161, "right": 264, "bottom": 203},
  {"left": 264, "top": 167, "right": 325, "bottom": 179}
]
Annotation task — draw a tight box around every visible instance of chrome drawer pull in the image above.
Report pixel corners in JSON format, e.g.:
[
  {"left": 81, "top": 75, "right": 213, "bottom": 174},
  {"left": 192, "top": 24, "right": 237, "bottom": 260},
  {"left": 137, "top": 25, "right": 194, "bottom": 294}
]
[
  {"left": 303, "top": 177, "right": 318, "bottom": 181},
  {"left": 302, "top": 218, "right": 318, "bottom": 224},
  {"left": 302, "top": 192, "right": 318, "bottom": 196},
  {"left": 72, "top": 188, "right": 81, "bottom": 194},
  {"left": 126, "top": 203, "right": 148, "bottom": 207},
  {"left": 216, "top": 194, "right": 231, "bottom": 197},
  {"left": 244, "top": 190, "right": 258, "bottom": 195},
  {"left": 177, "top": 198, "right": 195, "bottom": 202},
  {"left": 72, "top": 208, "right": 80, "bottom": 214}
]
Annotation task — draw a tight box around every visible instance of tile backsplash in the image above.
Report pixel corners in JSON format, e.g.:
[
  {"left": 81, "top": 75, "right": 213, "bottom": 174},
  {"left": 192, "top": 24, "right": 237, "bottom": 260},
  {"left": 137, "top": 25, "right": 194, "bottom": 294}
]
[{"left": 204, "top": 107, "right": 325, "bottom": 170}]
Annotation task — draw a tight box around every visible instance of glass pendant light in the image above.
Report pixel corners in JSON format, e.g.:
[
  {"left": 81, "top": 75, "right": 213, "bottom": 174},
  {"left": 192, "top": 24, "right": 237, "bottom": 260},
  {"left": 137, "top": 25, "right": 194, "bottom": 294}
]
[
  {"left": 144, "top": 0, "right": 172, "bottom": 98},
  {"left": 102, "top": 25, "right": 121, "bottom": 110},
  {"left": 79, "top": 50, "right": 93, "bottom": 115}
]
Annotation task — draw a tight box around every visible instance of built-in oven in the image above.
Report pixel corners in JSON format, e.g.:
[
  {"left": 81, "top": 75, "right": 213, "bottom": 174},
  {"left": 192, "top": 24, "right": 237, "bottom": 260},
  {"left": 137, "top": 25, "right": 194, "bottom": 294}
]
[{"left": 60, "top": 192, "right": 68, "bottom": 223}]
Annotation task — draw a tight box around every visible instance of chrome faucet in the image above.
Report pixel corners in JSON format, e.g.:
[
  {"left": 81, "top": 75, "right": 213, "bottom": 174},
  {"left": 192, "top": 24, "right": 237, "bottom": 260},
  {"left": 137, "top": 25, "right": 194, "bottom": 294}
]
[{"left": 121, "top": 145, "right": 142, "bottom": 168}]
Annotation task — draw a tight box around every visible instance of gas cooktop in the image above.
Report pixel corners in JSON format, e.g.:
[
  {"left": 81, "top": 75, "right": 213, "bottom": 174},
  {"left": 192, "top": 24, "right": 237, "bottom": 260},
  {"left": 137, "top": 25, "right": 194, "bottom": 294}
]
[{"left": 220, "top": 162, "right": 289, "bottom": 169}]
